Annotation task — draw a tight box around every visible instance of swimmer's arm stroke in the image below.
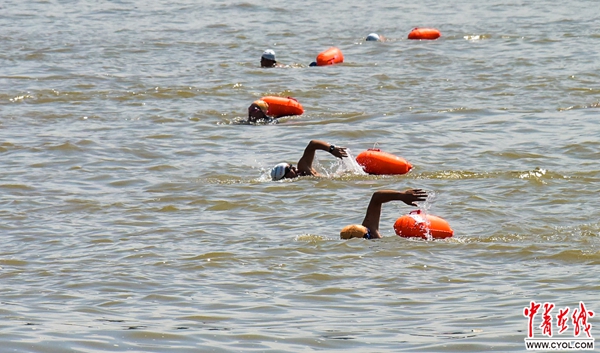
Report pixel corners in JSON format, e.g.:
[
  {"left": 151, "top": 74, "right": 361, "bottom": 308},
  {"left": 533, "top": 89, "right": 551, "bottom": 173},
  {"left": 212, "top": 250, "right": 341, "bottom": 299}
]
[
  {"left": 296, "top": 140, "right": 348, "bottom": 176},
  {"left": 361, "top": 189, "right": 428, "bottom": 239}
]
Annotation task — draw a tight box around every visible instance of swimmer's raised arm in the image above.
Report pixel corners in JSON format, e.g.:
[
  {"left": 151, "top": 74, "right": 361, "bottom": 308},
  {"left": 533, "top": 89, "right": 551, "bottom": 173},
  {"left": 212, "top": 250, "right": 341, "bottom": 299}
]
[
  {"left": 361, "top": 189, "right": 428, "bottom": 238},
  {"left": 296, "top": 140, "right": 348, "bottom": 176}
]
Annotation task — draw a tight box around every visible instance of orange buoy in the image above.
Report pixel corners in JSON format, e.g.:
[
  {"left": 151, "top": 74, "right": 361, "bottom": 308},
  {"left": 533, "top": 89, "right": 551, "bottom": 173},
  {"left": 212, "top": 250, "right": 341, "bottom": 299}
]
[
  {"left": 316, "top": 47, "right": 344, "bottom": 66},
  {"left": 394, "top": 210, "right": 453, "bottom": 239},
  {"left": 355, "top": 148, "right": 412, "bottom": 175},
  {"left": 261, "top": 96, "right": 304, "bottom": 118},
  {"left": 407, "top": 27, "right": 441, "bottom": 40}
]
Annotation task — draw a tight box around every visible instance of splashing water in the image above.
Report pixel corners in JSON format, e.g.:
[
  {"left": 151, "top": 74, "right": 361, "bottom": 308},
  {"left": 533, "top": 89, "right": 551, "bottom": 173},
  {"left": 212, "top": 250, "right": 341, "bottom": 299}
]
[
  {"left": 395, "top": 190, "right": 436, "bottom": 213},
  {"left": 418, "top": 190, "right": 437, "bottom": 240},
  {"left": 421, "top": 190, "right": 445, "bottom": 240},
  {"left": 393, "top": 190, "right": 438, "bottom": 240},
  {"left": 333, "top": 149, "right": 367, "bottom": 176},
  {"left": 420, "top": 190, "right": 437, "bottom": 213}
]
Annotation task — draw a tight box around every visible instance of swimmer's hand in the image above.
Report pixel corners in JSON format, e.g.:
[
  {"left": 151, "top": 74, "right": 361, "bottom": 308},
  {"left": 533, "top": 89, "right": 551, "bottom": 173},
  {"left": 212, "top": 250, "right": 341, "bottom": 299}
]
[
  {"left": 331, "top": 146, "right": 348, "bottom": 159},
  {"left": 401, "top": 189, "right": 428, "bottom": 207}
]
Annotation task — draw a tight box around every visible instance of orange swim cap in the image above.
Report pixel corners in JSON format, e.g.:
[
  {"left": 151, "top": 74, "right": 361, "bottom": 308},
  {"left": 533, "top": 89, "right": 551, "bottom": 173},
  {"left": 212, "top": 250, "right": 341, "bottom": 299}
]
[{"left": 340, "top": 224, "right": 369, "bottom": 239}]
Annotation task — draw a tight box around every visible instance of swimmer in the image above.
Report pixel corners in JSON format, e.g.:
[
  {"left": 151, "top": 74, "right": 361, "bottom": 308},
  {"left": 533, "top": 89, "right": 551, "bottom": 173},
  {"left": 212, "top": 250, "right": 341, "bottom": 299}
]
[
  {"left": 248, "top": 99, "right": 273, "bottom": 123},
  {"left": 270, "top": 140, "right": 348, "bottom": 181},
  {"left": 365, "top": 33, "right": 385, "bottom": 42},
  {"left": 340, "top": 189, "right": 428, "bottom": 239},
  {"left": 261, "top": 49, "right": 284, "bottom": 68}
]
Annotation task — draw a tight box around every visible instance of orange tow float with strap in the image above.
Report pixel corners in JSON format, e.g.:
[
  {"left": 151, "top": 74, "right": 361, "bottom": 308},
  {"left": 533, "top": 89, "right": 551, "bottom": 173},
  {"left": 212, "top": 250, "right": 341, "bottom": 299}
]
[
  {"left": 394, "top": 210, "right": 453, "bottom": 239},
  {"left": 408, "top": 27, "right": 441, "bottom": 40},
  {"left": 316, "top": 47, "right": 344, "bottom": 66},
  {"left": 355, "top": 149, "right": 412, "bottom": 175},
  {"left": 261, "top": 96, "right": 304, "bottom": 118}
]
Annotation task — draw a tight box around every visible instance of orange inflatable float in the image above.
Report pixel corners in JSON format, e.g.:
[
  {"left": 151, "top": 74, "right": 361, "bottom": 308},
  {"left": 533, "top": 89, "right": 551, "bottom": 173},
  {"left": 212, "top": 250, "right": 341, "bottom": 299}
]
[
  {"left": 394, "top": 210, "right": 453, "bottom": 240},
  {"left": 316, "top": 47, "right": 344, "bottom": 66},
  {"left": 407, "top": 27, "right": 441, "bottom": 40},
  {"left": 355, "top": 149, "right": 412, "bottom": 175},
  {"left": 261, "top": 96, "right": 304, "bottom": 118}
]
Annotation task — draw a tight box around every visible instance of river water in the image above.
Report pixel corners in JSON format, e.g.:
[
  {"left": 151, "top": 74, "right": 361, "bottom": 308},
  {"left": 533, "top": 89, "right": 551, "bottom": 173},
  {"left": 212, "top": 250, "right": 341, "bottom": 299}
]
[{"left": 1, "top": 0, "right": 599, "bottom": 352}]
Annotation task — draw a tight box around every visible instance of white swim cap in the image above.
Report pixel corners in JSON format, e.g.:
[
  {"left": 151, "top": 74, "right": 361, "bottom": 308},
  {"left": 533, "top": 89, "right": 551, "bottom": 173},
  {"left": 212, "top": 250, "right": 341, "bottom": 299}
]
[
  {"left": 366, "top": 33, "right": 380, "bottom": 41},
  {"left": 262, "top": 49, "right": 276, "bottom": 61},
  {"left": 270, "top": 162, "right": 289, "bottom": 181}
]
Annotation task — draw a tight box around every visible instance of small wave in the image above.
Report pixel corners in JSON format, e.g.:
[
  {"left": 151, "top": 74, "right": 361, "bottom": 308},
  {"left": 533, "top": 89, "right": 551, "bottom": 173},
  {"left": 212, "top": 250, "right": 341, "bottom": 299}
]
[
  {"left": 558, "top": 101, "right": 600, "bottom": 111},
  {"left": 295, "top": 233, "right": 330, "bottom": 242}
]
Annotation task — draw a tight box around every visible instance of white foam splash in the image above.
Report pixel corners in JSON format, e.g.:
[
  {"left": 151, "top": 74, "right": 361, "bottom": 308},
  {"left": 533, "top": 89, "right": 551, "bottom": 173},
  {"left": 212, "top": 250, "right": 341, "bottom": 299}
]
[
  {"left": 333, "top": 149, "right": 367, "bottom": 176},
  {"left": 394, "top": 191, "right": 437, "bottom": 240},
  {"left": 408, "top": 210, "right": 433, "bottom": 241},
  {"left": 420, "top": 190, "right": 437, "bottom": 213}
]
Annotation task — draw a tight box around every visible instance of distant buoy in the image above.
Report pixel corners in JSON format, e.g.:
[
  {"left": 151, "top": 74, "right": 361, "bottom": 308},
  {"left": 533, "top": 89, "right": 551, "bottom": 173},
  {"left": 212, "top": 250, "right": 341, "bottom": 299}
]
[
  {"left": 261, "top": 96, "right": 304, "bottom": 117},
  {"left": 408, "top": 27, "right": 441, "bottom": 40},
  {"left": 394, "top": 210, "right": 453, "bottom": 239},
  {"left": 355, "top": 149, "right": 412, "bottom": 175},
  {"left": 316, "top": 47, "right": 344, "bottom": 66}
]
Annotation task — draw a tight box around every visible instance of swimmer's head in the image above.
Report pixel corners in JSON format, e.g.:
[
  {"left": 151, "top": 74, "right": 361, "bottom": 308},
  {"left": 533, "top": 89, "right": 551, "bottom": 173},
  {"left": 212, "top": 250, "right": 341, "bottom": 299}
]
[
  {"left": 309, "top": 61, "right": 317, "bottom": 67},
  {"left": 366, "top": 33, "right": 380, "bottom": 41},
  {"left": 340, "top": 224, "right": 370, "bottom": 239},
  {"left": 248, "top": 100, "right": 269, "bottom": 121},
  {"left": 270, "top": 162, "right": 298, "bottom": 181},
  {"left": 252, "top": 100, "right": 269, "bottom": 114},
  {"left": 261, "top": 49, "right": 277, "bottom": 67}
]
